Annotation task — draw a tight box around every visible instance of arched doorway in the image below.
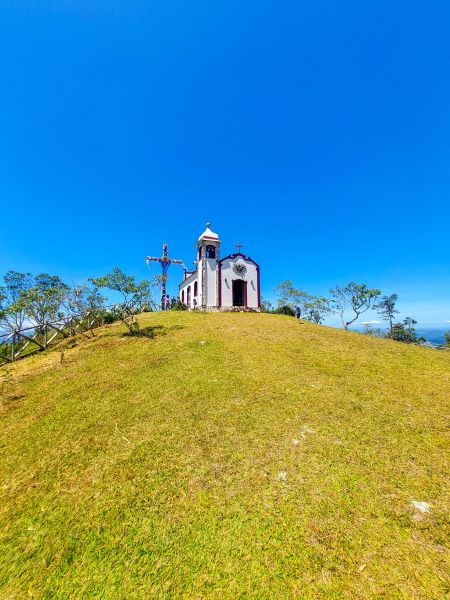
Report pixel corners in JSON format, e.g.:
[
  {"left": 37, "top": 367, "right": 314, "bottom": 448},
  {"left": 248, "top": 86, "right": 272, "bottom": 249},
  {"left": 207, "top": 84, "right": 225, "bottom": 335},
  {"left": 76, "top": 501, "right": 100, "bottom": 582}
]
[{"left": 232, "top": 280, "right": 246, "bottom": 307}]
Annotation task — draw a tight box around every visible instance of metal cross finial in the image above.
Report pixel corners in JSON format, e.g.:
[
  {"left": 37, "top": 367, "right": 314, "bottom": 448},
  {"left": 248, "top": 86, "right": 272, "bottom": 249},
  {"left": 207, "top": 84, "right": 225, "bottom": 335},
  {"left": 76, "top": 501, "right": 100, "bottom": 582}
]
[{"left": 236, "top": 241, "right": 243, "bottom": 253}]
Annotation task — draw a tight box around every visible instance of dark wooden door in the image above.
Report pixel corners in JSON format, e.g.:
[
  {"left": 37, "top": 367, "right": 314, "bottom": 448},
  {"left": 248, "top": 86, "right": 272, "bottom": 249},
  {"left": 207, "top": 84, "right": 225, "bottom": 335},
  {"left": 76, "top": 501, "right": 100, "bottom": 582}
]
[{"left": 232, "top": 280, "right": 246, "bottom": 307}]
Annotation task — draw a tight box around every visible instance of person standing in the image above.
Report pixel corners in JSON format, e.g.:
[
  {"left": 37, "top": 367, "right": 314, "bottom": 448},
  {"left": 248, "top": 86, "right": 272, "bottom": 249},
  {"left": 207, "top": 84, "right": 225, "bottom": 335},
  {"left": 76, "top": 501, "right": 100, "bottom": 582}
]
[{"left": 295, "top": 305, "right": 301, "bottom": 319}]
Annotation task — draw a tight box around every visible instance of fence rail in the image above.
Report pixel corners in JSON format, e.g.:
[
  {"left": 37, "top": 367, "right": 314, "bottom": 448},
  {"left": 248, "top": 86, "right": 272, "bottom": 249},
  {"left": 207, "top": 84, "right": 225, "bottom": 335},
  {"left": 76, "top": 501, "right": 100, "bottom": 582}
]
[
  {"left": 0, "top": 311, "right": 102, "bottom": 366},
  {"left": 0, "top": 302, "right": 150, "bottom": 366}
]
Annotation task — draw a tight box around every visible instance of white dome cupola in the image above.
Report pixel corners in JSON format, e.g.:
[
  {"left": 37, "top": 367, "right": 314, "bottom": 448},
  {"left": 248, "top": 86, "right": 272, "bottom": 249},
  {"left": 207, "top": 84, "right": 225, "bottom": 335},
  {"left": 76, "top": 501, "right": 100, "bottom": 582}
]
[{"left": 197, "top": 222, "right": 220, "bottom": 245}]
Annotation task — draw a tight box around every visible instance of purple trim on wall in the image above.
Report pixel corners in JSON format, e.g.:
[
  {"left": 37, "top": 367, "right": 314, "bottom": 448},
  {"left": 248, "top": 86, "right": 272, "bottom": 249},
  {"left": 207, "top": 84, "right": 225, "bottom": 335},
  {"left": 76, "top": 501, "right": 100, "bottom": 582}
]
[
  {"left": 256, "top": 266, "right": 260, "bottom": 307},
  {"left": 218, "top": 252, "right": 260, "bottom": 269},
  {"left": 218, "top": 261, "right": 222, "bottom": 307}
]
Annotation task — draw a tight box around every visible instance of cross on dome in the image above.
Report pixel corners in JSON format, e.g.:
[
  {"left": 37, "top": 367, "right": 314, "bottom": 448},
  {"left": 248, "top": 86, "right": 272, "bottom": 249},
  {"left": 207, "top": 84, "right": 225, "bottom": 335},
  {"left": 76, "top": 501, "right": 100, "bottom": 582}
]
[{"left": 236, "top": 241, "right": 243, "bottom": 253}]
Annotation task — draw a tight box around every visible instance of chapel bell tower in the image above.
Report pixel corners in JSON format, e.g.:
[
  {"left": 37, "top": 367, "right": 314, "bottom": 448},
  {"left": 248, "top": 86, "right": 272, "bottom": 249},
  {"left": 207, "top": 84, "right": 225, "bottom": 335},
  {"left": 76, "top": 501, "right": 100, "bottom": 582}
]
[{"left": 197, "top": 223, "right": 221, "bottom": 308}]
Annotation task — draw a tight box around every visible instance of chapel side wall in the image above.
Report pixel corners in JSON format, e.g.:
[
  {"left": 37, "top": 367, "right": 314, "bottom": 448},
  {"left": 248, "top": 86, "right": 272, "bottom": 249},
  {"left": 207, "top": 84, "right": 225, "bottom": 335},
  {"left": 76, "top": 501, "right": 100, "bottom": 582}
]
[
  {"left": 220, "top": 258, "right": 259, "bottom": 308},
  {"left": 179, "top": 275, "right": 197, "bottom": 308}
]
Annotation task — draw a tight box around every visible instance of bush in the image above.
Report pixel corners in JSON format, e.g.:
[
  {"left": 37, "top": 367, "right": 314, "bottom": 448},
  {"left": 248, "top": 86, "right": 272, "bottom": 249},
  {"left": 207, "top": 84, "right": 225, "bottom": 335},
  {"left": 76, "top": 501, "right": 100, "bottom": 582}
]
[
  {"left": 140, "top": 303, "right": 154, "bottom": 313},
  {"left": 389, "top": 318, "right": 425, "bottom": 344},
  {"left": 101, "top": 309, "right": 121, "bottom": 324},
  {"left": 171, "top": 300, "right": 188, "bottom": 311},
  {"left": 274, "top": 305, "right": 296, "bottom": 317}
]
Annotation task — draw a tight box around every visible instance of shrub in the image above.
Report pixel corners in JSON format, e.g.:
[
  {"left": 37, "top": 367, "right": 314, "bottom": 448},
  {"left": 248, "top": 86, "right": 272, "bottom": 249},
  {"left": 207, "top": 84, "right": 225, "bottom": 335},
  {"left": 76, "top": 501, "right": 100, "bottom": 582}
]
[
  {"left": 171, "top": 300, "right": 188, "bottom": 311},
  {"left": 274, "top": 305, "right": 296, "bottom": 317},
  {"left": 101, "top": 309, "right": 121, "bottom": 324}
]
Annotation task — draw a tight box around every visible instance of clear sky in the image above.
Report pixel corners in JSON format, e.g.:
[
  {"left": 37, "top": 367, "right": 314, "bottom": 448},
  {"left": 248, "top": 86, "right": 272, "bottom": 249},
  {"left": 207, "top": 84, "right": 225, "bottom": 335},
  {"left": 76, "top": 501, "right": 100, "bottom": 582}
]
[{"left": 1, "top": 1, "right": 449, "bottom": 325}]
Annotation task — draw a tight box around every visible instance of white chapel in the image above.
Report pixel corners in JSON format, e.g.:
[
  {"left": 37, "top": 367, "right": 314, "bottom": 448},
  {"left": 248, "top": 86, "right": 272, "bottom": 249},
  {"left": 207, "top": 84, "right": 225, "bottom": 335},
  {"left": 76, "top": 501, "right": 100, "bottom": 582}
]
[{"left": 179, "top": 224, "right": 261, "bottom": 310}]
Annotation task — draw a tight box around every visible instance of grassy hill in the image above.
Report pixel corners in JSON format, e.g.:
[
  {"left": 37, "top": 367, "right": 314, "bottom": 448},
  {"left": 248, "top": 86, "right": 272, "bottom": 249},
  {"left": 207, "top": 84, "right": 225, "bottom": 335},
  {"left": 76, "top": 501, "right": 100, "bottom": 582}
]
[{"left": 1, "top": 312, "right": 449, "bottom": 599}]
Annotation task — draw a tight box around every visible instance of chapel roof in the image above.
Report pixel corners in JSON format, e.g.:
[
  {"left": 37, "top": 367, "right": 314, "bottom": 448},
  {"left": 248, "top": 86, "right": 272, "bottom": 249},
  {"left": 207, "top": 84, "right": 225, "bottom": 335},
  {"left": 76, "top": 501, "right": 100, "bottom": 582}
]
[{"left": 198, "top": 222, "right": 219, "bottom": 243}]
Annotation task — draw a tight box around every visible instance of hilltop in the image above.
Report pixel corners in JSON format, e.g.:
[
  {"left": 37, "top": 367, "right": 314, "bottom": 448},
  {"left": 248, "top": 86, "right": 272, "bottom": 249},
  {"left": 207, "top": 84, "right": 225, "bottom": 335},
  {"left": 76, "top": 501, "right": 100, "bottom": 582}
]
[{"left": 1, "top": 312, "right": 449, "bottom": 599}]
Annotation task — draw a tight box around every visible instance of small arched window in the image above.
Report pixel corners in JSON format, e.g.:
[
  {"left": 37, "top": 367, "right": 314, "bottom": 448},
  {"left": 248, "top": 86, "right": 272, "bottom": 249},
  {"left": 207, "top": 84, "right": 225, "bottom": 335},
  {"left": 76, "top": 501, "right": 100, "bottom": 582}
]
[
  {"left": 181, "top": 290, "right": 185, "bottom": 303},
  {"left": 206, "top": 245, "right": 216, "bottom": 259},
  {"left": 194, "top": 281, "right": 198, "bottom": 297}
]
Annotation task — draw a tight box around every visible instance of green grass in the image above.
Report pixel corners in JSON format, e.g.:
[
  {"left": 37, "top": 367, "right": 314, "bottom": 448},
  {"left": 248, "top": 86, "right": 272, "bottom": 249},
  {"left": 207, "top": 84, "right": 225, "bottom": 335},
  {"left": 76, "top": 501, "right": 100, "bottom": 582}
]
[{"left": 1, "top": 312, "right": 449, "bottom": 599}]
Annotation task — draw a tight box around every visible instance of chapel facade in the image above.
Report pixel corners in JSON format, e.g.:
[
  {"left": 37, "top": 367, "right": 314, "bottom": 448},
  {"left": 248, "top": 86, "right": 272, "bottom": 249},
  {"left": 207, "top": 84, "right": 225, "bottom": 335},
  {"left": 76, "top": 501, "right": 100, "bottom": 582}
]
[{"left": 179, "top": 224, "right": 261, "bottom": 311}]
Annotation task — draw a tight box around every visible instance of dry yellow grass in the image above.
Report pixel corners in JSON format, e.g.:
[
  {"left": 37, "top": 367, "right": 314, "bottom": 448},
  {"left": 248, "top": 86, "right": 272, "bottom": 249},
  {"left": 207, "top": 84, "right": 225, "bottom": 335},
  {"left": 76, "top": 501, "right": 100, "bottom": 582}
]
[{"left": 0, "top": 311, "right": 449, "bottom": 599}]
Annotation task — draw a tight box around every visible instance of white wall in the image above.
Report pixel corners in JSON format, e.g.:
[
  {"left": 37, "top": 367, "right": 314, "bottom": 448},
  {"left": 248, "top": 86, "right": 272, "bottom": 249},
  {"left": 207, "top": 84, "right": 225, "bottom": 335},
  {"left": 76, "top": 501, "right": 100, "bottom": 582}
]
[
  {"left": 205, "top": 258, "right": 217, "bottom": 306},
  {"left": 220, "top": 257, "right": 259, "bottom": 308},
  {"left": 179, "top": 273, "right": 198, "bottom": 308}
]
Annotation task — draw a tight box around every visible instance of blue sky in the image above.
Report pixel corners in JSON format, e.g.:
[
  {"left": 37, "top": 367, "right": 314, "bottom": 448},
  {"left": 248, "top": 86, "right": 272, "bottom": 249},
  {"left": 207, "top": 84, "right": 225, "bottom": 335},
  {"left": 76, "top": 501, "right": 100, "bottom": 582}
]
[{"left": 1, "top": 1, "right": 449, "bottom": 325}]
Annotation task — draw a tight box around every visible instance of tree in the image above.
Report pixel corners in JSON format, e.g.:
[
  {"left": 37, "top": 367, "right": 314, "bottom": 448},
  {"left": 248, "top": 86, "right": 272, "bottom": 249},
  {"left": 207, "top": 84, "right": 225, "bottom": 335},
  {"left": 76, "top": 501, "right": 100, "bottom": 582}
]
[
  {"left": 90, "top": 268, "right": 157, "bottom": 335},
  {"left": 274, "top": 280, "right": 332, "bottom": 323},
  {"left": 64, "top": 284, "right": 105, "bottom": 336},
  {"left": 302, "top": 297, "right": 332, "bottom": 324},
  {"left": 0, "top": 271, "right": 32, "bottom": 333},
  {"left": 259, "top": 297, "right": 274, "bottom": 313},
  {"left": 329, "top": 282, "right": 381, "bottom": 330},
  {"left": 362, "top": 323, "right": 385, "bottom": 337},
  {"left": 274, "top": 280, "right": 311, "bottom": 310},
  {"left": 374, "top": 294, "right": 399, "bottom": 334},
  {"left": 21, "top": 274, "right": 69, "bottom": 330},
  {"left": 389, "top": 317, "right": 425, "bottom": 344}
]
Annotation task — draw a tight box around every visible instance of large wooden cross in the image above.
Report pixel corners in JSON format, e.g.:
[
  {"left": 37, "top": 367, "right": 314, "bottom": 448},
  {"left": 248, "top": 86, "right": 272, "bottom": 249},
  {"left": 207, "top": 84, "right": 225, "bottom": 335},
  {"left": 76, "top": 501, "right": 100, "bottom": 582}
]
[{"left": 146, "top": 243, "right": 183, "bottom": 310}]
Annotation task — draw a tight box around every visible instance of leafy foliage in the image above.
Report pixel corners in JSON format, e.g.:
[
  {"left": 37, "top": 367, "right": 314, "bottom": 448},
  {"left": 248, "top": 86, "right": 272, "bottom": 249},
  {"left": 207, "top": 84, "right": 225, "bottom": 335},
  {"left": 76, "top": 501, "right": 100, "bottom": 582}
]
[
  {"left": 170, "top": 299, "right": 188, "bottom": 311},
  {"left": 274, "top": 280, "right": 331, "bottom": 323},
  {"left": 90, "top": 268, "right": 157, "bottom": 336},
  {"left": 329, "top": 282, "right": 381, "bottom": 330},
  {"left": 0, "top": 271, "right": 32, "bottom": 333},
  {"left": 362, "top": 323, "right": 385, "bottom": 337},
  {"left": 274, "top": 280, "right": 310, "bottom": 309},
  {"left": 302, "top": 297, "right": 331, "bottom": 324},
  {"left": 259, "top": 297, "right": 274, "bottom": 313},
  {"left": 21, "top": 274, "right": 69, "bottom": 329},
  {"left": 374, "top": 294, "right": 399, "bottom": 333},
  {"left": 274, "top": 304, "right": 296, "bottom": 316},
  {"left": 64, "top": 284, "right": 106, "bottom": 336},
  {"left": 389, "top": 317, "right": 426, "bottom": 344}
]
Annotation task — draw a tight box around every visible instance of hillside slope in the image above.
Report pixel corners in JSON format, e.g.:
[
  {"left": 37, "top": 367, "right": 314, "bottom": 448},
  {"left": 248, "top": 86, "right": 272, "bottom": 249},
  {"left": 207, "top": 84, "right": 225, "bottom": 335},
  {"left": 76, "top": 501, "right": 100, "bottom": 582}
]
[{"left": 1, "top": 312, "right": 449, "bottom": 599}]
